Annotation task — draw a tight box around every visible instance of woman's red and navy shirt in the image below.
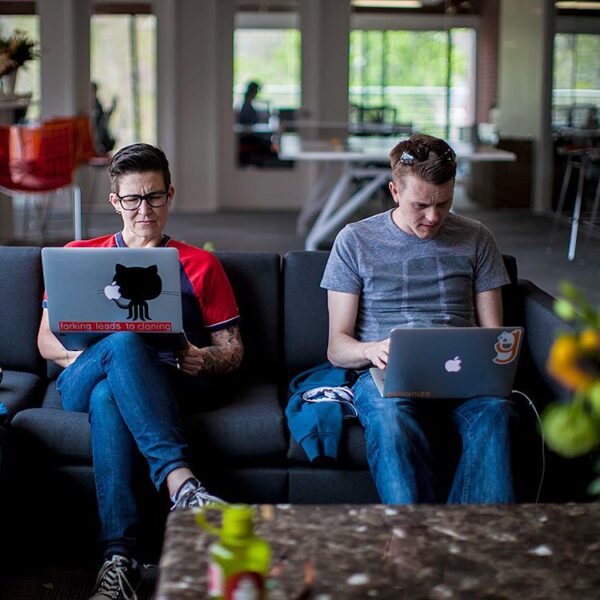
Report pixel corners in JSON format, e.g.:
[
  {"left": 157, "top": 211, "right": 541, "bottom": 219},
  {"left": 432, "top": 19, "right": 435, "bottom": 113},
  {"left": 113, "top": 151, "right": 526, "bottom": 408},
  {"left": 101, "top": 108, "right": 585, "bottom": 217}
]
[{"left": 59, "top": 232, "right": 240, "bottom": 350}]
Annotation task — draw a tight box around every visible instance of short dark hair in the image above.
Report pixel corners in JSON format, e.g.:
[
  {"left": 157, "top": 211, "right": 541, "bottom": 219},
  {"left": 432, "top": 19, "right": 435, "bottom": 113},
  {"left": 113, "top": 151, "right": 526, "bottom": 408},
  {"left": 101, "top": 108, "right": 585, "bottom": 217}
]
[
  {"left": 244, "top": 81, "right": 260, "bottom": 100},
  {"left": 389, "top": 133, "right": 457, "bottom": 188},
  {"left": 107, "top": 143, "right": 171, "bottom": 193}
]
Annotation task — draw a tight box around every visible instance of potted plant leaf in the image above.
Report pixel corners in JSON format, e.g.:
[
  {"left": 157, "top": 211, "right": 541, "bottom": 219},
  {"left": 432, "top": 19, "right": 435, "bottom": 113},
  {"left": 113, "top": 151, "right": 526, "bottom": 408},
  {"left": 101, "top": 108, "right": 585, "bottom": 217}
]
[{"left": 0, "top": 29, "right": 39, "bottom": 94}]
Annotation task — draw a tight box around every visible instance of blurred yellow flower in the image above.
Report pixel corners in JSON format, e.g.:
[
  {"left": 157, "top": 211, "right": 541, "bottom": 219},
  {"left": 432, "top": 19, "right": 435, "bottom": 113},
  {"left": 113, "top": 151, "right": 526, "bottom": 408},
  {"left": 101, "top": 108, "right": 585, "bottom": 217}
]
[
  {"left": 580, "top": 329, "right": 600, "bottom": 352},
  {"left": 547, "top": 334, "right": 595, "bottom": 393},
  {"left": 542, "top": 282, "right": 600, "bottom": 495}
]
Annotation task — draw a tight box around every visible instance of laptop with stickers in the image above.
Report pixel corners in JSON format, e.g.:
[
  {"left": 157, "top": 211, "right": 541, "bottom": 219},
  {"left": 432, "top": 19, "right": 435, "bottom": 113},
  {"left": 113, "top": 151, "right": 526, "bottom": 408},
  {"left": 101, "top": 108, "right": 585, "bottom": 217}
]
[
  {"left": 370, "top": 327, "right": 523, "bottom": 399},
  {"left": 42, "top": 247, "right": 188, "bottom": 351}
]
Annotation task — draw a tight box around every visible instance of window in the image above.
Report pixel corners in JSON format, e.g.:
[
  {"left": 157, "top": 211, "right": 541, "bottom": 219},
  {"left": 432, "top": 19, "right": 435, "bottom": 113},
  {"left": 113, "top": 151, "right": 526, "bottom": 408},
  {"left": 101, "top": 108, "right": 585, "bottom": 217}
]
[
  {"left": 233, "top": 24, "right": 300, "bottom": 168},
  {"left": 553, "top": 33, "right": 600, "bottom": 127},
  {"left": 0, "top": 14, "right": 40, "bottom": 121},
  {"left": 90, "top": 13, "right": 157, "bottom": 149},
  {"left": 349, "top": 28, "right": 476, "bottom": 140},
  {"left": 233, "top": 28, "right": 301, "bottom": 115}
]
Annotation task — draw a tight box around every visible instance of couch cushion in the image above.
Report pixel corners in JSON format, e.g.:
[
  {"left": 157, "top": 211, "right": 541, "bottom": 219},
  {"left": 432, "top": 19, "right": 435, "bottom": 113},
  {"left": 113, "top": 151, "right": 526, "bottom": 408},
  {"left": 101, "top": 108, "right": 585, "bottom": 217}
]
[
  {"left": 283, "top": 251, "right": 330, "bottom": 374},
  {"left": 11, "top": 407, "right": 91, "bottom": 465},
  {"left": 289, "top": 468, "right": 379, "bottom": 503},
  {"left": 15, "top": 380, "right": 287, "bottom": 467},
  {"left": 215, "top": 252, "right": 281, "bottom": 376},
  {"left": 184, "top": 380, "right": 287, "bottom": 466},
  {"left": 502, "top": 254, "right": 517, "bottom": 284},
  {"left": 0, "top": 370, "right": 43, "bottom": 420},
  {"left": 41, "top": 380, "right": 61, "bottom": 409},
  {"left": 0, "top": 247, "right": 44, "bottom": 373},
  {"left": 199, "top": 468, "right": 289, "bottom": 504}
]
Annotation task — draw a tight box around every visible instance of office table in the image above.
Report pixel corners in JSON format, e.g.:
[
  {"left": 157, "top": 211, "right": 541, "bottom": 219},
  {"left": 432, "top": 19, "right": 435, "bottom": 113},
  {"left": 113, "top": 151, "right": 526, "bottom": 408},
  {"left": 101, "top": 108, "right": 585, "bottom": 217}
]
[
  {"left": 279, "top": 134, "right": 516, "bottom": 250},
  {"left": 234, "top": 120, "right": 413, "bottom": 137}
]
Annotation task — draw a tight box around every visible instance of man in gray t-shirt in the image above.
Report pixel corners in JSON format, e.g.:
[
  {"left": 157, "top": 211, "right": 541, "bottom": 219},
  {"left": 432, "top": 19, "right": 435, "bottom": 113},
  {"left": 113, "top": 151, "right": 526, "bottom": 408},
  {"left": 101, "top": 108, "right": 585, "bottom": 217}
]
[{"left": 321, "top": 133, "right": 516, "bottom": 504}]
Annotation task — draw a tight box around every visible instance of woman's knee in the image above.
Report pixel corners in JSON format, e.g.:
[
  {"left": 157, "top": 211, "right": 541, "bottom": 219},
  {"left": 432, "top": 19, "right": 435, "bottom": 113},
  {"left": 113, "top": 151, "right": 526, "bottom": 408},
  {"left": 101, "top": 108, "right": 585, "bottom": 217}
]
[
  {"left": 104, "top": 331, "right": 147, "bottom": 354},
  {"left": 89, "top": 380, "right": 116, "bottom": 417},
  {"left": 101, "top": 332, "right": 151, "bottom": 369}
]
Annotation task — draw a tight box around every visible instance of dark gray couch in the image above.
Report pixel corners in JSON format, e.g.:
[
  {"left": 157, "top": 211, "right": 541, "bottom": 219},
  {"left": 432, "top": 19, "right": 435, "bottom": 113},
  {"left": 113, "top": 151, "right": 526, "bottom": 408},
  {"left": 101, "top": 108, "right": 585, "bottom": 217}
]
[{"left": 0, "top": 246, "right": 591, "bottom": 560}]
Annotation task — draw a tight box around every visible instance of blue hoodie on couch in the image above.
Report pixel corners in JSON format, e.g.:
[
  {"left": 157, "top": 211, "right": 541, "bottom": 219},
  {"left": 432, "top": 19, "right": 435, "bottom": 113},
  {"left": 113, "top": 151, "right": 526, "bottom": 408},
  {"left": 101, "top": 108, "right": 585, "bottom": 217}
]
[{"left": 286, "top": 362, "right": 359, "bottom": 461}]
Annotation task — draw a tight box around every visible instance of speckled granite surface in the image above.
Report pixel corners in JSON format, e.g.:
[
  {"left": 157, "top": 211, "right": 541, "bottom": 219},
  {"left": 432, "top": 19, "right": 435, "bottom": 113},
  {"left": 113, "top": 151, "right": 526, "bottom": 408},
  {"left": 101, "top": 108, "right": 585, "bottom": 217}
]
[{"left": 156, "top": 503, "right": 600, "bottom": 599}]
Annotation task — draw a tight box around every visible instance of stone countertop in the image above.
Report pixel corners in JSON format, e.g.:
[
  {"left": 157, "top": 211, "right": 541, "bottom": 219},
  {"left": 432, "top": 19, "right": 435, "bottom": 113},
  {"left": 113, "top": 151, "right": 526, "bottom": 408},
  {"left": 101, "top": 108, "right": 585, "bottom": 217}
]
[{"left": 156, "top": 503, "right": 600, "bottom": 599}]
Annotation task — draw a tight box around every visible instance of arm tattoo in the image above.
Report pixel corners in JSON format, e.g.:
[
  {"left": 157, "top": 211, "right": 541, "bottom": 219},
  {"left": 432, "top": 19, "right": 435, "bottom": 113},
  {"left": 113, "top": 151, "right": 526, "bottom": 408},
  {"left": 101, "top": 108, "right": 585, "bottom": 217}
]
[{"left": 199, "top": 325, "right": 244, "bottom": 374}]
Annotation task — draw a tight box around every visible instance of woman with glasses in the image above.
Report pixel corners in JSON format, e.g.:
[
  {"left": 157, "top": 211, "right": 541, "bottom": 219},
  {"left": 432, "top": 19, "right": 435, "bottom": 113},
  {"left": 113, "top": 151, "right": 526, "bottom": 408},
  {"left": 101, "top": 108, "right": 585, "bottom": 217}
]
[{"left": 37, "top": 143, "right": 244, "bottom": 600}]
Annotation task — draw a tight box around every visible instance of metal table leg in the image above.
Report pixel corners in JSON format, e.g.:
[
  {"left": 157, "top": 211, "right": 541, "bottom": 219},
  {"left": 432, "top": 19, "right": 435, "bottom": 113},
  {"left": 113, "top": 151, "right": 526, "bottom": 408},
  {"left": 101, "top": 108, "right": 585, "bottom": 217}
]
[
  {"left": 73, "top": 185, "right": 82, "bottom": 241},
  {"left": 297, "top": 163, "right": 339, "bottom": 235},
  {"left": 305, "top": 170, "right": 389, "bottom": 251},
  {"left": 567, "top": 156, "right": 586, "bottom": 262}
]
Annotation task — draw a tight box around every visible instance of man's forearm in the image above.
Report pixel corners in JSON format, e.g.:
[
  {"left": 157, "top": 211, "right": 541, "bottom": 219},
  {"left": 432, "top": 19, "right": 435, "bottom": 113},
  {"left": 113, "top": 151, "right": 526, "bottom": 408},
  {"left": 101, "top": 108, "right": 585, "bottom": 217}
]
[{"left": 327, "top": 334, "right": 376, "bottom": 370}]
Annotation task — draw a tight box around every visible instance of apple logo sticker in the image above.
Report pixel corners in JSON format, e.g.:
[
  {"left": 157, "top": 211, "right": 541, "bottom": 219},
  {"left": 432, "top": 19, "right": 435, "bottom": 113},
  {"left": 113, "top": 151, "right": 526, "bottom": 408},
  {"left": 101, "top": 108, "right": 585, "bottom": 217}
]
[{"left": 445, "top": 356, "right": 462, "bottom": 373}]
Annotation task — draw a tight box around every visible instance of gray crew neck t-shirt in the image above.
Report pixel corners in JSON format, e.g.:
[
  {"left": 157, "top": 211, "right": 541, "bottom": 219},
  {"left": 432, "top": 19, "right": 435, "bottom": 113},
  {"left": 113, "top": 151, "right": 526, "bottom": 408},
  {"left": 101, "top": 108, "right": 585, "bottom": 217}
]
[{"left": 321, "top": 210, "right": 510, "bottom": 342}]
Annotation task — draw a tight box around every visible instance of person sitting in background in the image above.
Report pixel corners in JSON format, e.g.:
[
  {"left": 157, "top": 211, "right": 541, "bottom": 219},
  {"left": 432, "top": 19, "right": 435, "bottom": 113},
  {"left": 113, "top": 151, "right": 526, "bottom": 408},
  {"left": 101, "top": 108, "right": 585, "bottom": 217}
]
[
  {"left": 236, "top": 80, "right": 277, "bottom": 167},
  {"left": 37, "top": 143, "right": 244, "bottom": 600},
  {"left": 90, "top": 81, "right": 117, "bottom": 154},
  {"left": 238, "top": 81, "right": 261, "bottom": 125}
]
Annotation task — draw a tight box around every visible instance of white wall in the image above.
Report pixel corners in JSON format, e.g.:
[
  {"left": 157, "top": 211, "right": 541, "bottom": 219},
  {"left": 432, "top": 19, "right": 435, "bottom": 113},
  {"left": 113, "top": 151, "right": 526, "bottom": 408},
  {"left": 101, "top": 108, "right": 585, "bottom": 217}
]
[
  {"left": 175, "top": 0, "right": 221, "bottom": 212},
  {"left": 39, "top": 0, "right": 90, "bottom": 120},
  {"left": 497, "top": 0, "right": 554, "bottom": 212}
]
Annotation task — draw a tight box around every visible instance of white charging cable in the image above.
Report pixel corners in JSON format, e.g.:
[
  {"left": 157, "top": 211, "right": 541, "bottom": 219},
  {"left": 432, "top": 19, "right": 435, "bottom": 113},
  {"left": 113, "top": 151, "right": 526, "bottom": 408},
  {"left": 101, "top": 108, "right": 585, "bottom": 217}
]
[{"left": 512, "top": 389, "right": 546, "bottom": 503}]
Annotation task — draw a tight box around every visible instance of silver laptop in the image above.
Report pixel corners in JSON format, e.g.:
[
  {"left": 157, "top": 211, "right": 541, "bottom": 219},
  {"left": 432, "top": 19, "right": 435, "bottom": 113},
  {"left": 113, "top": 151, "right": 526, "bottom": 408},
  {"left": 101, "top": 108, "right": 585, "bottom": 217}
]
[
  {"left": 370, "top": 327, "right": 524, "bottom": 399},
  {"left": 42, "top": 247, "right": 188, "bottom": 351}
]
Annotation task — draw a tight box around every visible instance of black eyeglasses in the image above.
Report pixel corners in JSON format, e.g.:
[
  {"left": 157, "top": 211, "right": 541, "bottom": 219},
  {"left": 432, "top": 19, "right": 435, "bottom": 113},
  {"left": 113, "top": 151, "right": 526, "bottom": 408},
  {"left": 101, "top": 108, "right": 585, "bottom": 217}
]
[
  {"left": 398, "top": 146, "right": 456, "bottom": 166},
  {"left": 115, "top": 191, "right": 169, "bottom": 211}
]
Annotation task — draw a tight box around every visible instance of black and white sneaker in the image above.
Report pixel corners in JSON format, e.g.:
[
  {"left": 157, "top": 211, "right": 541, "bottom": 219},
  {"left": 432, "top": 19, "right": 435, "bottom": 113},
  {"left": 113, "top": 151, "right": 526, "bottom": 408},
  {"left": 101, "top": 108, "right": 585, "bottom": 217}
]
[
  {"left": 89, "top": 554, "right": 141, "bottom": 600},
  {"left": 170, "top": 477, "right": 224, "bottom": 510}
]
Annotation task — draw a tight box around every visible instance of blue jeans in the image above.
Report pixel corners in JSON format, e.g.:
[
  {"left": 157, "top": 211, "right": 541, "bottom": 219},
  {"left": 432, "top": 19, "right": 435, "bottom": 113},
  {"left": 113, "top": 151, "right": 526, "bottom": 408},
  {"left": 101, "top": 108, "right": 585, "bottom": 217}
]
[
  {"left": 352, "top": 371, "right": 516, "bottom": 504},
  {"left": 57, "top": 332, "right": 196, "bottom": 558}
]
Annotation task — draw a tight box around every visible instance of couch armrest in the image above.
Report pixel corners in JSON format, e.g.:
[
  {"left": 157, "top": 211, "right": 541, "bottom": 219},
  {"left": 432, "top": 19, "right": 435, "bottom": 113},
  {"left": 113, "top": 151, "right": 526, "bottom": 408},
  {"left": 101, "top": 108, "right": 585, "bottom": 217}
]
[{"left": 513, "top": 279, "right": 572, "bottom": 407}]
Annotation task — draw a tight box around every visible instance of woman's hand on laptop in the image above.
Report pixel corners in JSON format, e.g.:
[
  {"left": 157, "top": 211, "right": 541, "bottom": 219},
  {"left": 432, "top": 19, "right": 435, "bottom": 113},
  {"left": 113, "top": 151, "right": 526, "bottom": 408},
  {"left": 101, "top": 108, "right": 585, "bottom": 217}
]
[
  {"left": 176, "top": 343, "right": 207, "bottom": 376},
  {"left": 175, "top": 327, "right": 244, "bottom": 376},
  {"left": 364, "top": 338, "right": 390, "bottom": 370}
]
